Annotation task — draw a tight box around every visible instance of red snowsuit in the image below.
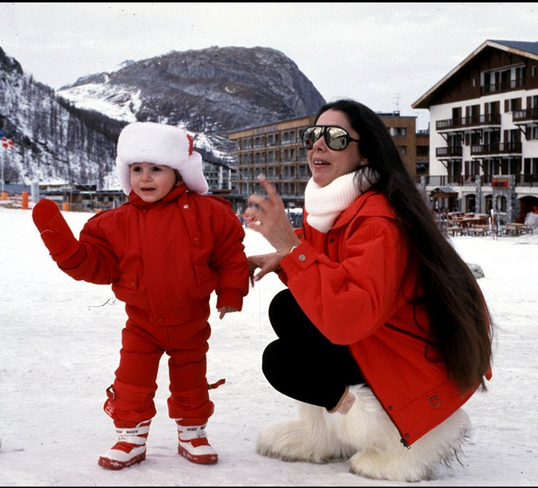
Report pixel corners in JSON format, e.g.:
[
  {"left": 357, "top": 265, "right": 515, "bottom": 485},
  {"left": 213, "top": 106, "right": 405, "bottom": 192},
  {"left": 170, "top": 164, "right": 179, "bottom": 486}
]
[
  {"left": 278, "top": 190, "right": 491, "bottom": 446},
  {"left": 37, "top": 184, "right": 249, "bottom": 426}
]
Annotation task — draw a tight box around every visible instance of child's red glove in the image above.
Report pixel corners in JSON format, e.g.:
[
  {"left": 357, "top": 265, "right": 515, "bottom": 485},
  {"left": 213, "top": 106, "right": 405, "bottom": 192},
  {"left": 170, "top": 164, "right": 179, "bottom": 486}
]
[{"left": 32, "top": 199, "right": 81, "bottom": 262}]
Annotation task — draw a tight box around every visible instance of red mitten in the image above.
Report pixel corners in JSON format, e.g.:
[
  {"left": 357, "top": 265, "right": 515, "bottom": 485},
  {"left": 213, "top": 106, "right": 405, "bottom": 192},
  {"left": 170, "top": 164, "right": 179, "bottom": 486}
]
[{"left": 32, "top": 199, "right": 80, "bottom": 262}]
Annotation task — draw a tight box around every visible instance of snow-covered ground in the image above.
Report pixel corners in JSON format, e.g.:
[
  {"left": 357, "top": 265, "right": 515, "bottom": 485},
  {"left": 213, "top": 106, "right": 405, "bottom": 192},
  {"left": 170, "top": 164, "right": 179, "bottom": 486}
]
[{"left": 1, "top": 204, "right": 537, "bottom": 486}]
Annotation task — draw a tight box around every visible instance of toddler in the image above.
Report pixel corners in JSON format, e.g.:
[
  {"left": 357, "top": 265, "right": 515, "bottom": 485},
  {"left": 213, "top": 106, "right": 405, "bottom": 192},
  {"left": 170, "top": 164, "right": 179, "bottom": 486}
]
[{"left": 32, "top": 122, "right": 250, "bottom": 469}]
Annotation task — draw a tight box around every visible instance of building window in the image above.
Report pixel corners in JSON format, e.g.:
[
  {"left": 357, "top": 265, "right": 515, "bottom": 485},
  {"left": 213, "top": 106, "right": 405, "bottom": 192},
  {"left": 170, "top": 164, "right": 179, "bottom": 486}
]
[
  {"left": 465, "top": 194, "right": 476, "bottom": 213},
  {"left": 416, "top": 162, "right": 428, "bottom": 175},
  {"left": 281, "top": 131, "right": 295, "bottom": 145},
  {"left": 524, "top": 157, "right": 538, "bottom": 175},
  {"left": 485, "top": 195, "right": 493, "bottom": 213},
  {"left": 496, "top": 195, "right": 507, "bottom": 213},
  {"left": 416, "top": 146, "right": 428, "bottom": 156},
  {"left": 266, "top": 134, "right": 279, "bottom": 146},
  {"left": 390, "top": 127, "right": 407, "bottom": 137},
  {"left": 532, "top": 65, "right": 537, "bottom": 77},
  {"left": 505, "top": 98, "right": 521, "bottom": 112}
]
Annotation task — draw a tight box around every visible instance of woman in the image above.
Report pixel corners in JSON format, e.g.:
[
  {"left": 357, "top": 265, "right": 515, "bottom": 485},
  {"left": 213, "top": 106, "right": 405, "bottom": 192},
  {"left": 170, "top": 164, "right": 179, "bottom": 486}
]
[{"left": 245, "top": 99, "right": 493, "bottom": 482}]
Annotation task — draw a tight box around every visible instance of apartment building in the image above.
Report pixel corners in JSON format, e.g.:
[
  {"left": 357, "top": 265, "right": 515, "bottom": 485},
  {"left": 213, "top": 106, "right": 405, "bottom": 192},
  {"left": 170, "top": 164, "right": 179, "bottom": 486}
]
[
  {"left": 413, "top": 39, "right": 538, "bottom": 222},
  {"left": 227, "top": 112, "right": 422, "bottom": 213},
  {"left": 416, "top": 130, "right": 430, "bottom": 175}
]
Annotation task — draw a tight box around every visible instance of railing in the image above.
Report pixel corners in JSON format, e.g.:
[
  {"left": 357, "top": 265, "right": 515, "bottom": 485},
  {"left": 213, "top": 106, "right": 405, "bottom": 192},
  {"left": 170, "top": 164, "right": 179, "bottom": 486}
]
[
  {"left": 480, "top": 77, "right": 525, "bottom": 95},
  {"left": 514, "top": 174, "right": 538, "bottom": 187},
  {"left": 436, "top": 146, "right": 463, "bottom": 157},
  {"left": 436, "top": 113, "right": 501, "bottom": 130},
  {"left": 470, "top": 142, "right": 522, "bottom": 155},
  {"left": 513, "top": 108, "right": 538, "bottom": 122},
  {"left": 416, "top": 174, "right": 538, "bottom": 188}
]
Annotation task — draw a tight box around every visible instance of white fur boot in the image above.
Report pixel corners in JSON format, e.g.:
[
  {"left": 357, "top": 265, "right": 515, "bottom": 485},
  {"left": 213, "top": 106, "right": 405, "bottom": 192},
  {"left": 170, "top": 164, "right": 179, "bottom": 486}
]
[
  {"left": 324, "top": 384, "right": 471, "bottom": 482},
  {"left": 256, "top": 401, "right": 354, "bottom": 463}
]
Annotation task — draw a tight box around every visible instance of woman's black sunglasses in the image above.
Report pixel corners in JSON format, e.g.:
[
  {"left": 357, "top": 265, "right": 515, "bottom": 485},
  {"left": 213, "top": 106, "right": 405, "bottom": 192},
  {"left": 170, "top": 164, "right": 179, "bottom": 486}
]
[{"left": 302, "top": 125, "right": 360, "bottom": 151}]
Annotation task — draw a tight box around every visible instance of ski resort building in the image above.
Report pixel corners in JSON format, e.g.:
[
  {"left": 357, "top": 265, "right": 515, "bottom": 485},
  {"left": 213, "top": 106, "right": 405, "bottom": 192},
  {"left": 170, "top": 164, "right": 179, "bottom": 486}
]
[{"left": 412, "top": 39, "right": 538, "bottom": 223}]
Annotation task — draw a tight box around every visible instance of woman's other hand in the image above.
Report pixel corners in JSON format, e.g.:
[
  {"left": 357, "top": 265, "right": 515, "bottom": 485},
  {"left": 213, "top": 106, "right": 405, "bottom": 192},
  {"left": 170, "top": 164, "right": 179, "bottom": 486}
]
[
  {"left": 244, "top": 175, "right": 301, "bottom": 254},
  {"left": 248, "top": 252, "right": 285, "bottom": 283}
]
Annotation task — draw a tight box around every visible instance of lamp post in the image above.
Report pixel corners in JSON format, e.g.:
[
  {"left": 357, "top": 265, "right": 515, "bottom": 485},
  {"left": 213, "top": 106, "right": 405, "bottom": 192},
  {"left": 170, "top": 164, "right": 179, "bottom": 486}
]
[
  {"left": 1, "top": 135, "right": 15, "bottom": 195},
  {"left": 232, "top": 168, "right": 251, "bottom": 214},
  {"left": 1, "top": 147, "right": 4, "bottom": 195},
  {"left": 0, "top": 129, "right": 4, "bottom": 194}
]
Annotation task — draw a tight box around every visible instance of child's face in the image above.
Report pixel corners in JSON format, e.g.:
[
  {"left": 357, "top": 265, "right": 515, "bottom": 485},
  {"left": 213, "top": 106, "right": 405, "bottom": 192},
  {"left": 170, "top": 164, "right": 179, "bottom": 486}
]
[{"left": 130, "top": 162, "right": 180, "bottom": 203}]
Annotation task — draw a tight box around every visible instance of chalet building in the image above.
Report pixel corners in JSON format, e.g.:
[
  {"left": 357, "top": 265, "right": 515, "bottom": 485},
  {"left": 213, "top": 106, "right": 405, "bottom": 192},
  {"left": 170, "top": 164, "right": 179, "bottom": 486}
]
[
  {"left": 413, "top": 39, "right": 538, "bottom": 223},
  {"left": 227, "top": 112, "right": 424, "bottom": 213},
  {"left": 38, "top": 180, "right": 126, "bottom": 212}
]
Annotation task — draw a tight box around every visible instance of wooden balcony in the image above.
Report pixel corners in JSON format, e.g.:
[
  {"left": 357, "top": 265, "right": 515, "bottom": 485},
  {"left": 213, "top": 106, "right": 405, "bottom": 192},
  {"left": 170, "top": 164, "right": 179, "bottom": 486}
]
[
  {"left": 513, "top": 108, "right": 538, "bottom": 122},
  {"left": 436, "top": 146, "right": 463, "bottom": 157},
  {"left": 470, "top": 142, "right": 522, "bottom": 156},
  {"left": 436, "top": 113, "right": 501, "bottom": 131},
  {"left": 480, "top": 77, "right": 525, "bottom": 95}
]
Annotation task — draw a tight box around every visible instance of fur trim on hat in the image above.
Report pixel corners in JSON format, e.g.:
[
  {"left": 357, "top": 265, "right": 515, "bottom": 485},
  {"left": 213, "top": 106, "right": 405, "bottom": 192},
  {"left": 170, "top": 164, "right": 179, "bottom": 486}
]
[{"left": 116, "top": 122, "right": 209, "bottom": 195}]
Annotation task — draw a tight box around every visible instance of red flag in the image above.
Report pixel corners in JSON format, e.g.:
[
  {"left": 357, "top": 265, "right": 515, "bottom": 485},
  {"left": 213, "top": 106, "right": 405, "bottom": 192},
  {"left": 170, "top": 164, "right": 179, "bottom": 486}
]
[{"left": 2, "top": 137, "right": 14, "bottom": 149}]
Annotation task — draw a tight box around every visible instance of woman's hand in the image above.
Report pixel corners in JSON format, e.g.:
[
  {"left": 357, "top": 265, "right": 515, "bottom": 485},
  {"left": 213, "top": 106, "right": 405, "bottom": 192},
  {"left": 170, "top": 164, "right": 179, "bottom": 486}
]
[
  {"left": 248, "top": 252, "right": 286, "bottom": 283},
  {"left": 244, "top": 175, "right": 301, "bottom": 254}
]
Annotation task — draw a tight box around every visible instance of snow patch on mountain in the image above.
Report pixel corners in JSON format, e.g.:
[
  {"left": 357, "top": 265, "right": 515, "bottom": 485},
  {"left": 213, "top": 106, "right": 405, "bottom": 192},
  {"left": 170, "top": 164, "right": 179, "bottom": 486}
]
[{"left": 59, "top": 84, "right": 141, "bottom": 123}]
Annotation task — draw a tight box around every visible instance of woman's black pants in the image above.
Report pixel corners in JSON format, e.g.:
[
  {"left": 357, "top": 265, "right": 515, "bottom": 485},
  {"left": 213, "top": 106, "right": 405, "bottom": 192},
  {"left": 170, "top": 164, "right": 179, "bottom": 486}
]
[{"left": 262, "top": 289, "right": 365, "bottom": 410}]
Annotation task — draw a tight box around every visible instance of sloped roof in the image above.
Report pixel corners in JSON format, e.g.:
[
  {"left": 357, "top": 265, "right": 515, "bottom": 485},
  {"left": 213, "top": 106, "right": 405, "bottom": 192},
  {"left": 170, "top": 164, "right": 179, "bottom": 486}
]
[
  {"left": 432, "top": 186, "right": 457, "bottom": 195},
  {"left": 491, "top": 40, "right": 538, "bottom": 56},
  {"left": 412, "top": 40, "right": 538, "bottom": 109}
]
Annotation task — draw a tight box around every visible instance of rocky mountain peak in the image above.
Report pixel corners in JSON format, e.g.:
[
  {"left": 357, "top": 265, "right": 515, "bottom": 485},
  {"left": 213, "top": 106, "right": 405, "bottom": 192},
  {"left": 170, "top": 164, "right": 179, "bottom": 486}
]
[
  {"left": 0, "top": 47, "right": 23, "bottom": 77},
  {"left": 58, "top": 45, "right": 326, "bottom": 133}
]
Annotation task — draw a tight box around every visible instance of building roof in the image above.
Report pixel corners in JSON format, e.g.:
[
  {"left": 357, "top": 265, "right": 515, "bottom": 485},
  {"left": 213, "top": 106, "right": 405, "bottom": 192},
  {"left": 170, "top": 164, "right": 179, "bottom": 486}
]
[
  {"left": 491, "top": 40, "right": 538, "bottom": 56},
  {"left": 432, "top": 186, "right": 457, "bottom": 194},
  {"left": 412, "top": 39, "right": 538, "bottom": 109}
]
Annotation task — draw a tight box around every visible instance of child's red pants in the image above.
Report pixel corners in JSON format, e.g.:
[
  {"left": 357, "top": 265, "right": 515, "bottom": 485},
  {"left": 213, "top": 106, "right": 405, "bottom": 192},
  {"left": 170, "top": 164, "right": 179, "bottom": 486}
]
[{"left": 103, "top": 318, "right": 215, "bottom": 428}]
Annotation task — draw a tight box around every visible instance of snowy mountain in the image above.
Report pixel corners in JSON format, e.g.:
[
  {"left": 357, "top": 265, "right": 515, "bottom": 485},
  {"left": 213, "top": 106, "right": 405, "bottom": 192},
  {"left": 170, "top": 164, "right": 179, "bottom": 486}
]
[
  {"left": 57, "top": 46, "right": 326, "bottom": 133},
  {"left": 0, "top": 45, "right": 325, "bottom": 189},
  {"left": 0, "top": 47, "right": 121, "bottom": 189}
]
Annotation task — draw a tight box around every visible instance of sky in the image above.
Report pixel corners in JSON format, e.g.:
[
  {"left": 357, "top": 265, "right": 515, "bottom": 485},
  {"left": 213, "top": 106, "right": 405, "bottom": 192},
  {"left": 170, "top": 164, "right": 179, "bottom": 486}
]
[
  {"left": 1, "top": 202, "right": 538, "bottom": 485},
  {"left": 1, "top": 3, "right": 538, "bottom": 131}
]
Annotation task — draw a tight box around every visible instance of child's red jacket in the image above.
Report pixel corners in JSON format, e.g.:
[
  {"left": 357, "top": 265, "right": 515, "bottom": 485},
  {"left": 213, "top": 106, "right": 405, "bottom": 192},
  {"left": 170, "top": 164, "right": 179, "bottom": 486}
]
[{"left": 59, "top": 184, "right": 249, "bottom": 326}]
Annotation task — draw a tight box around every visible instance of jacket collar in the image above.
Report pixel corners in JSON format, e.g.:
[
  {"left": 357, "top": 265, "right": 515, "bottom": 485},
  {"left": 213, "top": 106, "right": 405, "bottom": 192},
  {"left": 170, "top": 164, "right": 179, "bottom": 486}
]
[
  {"left": 129, "top": 183, "right": 187, "bottom": 209},
  {"left": 327, "top": 190, "right": 398, "bottom": 230}
]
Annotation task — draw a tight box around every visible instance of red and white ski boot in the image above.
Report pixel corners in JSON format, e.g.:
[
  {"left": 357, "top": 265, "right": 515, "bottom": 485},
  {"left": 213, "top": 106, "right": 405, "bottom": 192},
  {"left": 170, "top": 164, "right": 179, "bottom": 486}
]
[
  {"left": 98, "top": 420, "right": 151, "bottom": 470},
  {"left": 177, "top": 423, "right": 218, "bottom": 465}
]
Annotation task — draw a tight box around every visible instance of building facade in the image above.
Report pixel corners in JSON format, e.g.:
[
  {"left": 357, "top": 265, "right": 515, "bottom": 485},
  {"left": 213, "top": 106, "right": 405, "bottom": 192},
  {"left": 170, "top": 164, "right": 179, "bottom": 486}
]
[
  {"left": 36, "top": 153, "right": 235, "bottom": 212},
  {"left": 413, "top": 39, "right": 538, "bottom": 222},
  {"left": 227, "top": 112, "right": 422, "bottom": 213}
]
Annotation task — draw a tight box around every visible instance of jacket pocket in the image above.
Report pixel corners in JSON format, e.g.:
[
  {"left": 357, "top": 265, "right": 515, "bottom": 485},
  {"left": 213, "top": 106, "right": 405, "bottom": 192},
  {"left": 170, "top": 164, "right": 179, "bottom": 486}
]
[
  {"left": 193, "top": 264, "right": 211, "bottom": 285},
  {"left": 192, "top": 264, "right": 217, "bottom": 298},
  {"left": 115, "top": 268, "right": 139, "bottom": 290}
]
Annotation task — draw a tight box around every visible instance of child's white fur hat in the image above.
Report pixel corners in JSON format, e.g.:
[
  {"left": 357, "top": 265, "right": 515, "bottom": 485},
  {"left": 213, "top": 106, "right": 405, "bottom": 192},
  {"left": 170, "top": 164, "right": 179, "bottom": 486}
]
[{"left": 116, "top": 122, "right": 209, "bottom": 195}]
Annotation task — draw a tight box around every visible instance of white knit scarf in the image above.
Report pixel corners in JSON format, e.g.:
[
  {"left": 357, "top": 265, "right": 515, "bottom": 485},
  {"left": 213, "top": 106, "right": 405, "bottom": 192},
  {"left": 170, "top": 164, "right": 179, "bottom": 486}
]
[{"left": 305, "top": 169, "right": 377, "bottom": 233}]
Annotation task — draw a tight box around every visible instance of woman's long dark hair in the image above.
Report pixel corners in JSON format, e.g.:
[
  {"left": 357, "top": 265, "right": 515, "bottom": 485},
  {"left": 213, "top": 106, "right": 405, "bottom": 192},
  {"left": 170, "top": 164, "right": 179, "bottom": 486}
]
[{"left": 316, "top": 99, "right": 493, "bottom": 393}]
